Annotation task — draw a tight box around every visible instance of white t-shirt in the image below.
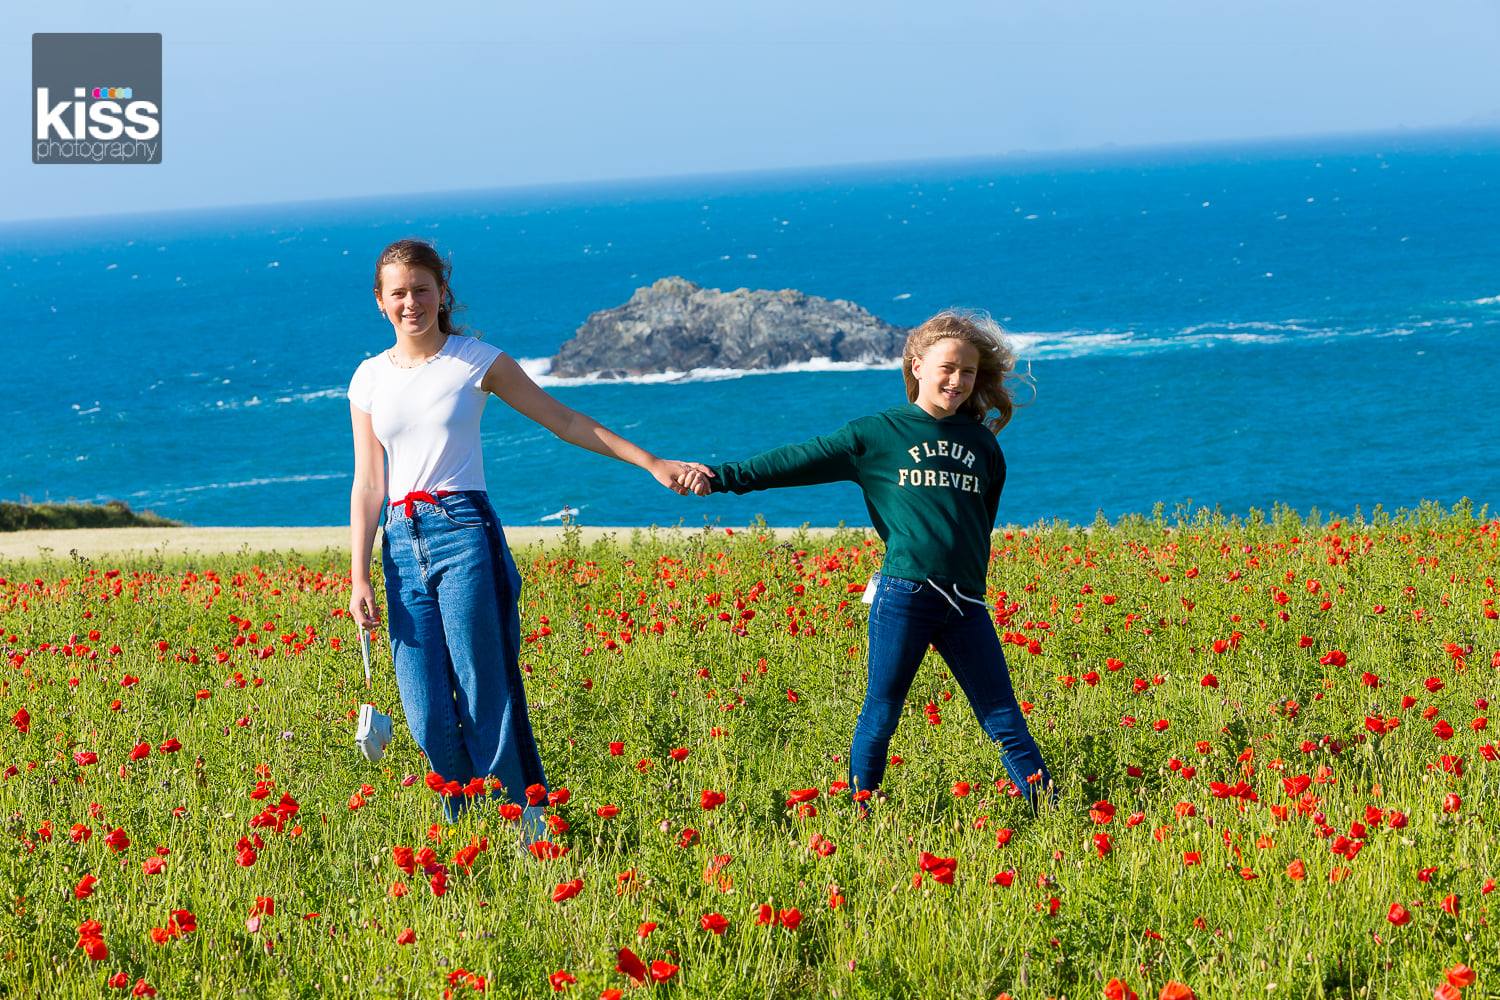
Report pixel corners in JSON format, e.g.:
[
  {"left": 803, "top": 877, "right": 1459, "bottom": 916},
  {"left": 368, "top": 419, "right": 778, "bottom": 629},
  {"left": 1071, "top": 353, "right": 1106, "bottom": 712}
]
[{"left": 347, "top": 335, "right": 504, "bottom": 501}]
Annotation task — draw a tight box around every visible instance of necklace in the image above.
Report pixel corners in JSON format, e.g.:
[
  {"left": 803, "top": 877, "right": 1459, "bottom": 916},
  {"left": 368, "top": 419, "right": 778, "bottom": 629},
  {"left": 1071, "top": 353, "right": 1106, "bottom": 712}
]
[{"left": 387, "top": 339, "right": 446, "bottom": 369}]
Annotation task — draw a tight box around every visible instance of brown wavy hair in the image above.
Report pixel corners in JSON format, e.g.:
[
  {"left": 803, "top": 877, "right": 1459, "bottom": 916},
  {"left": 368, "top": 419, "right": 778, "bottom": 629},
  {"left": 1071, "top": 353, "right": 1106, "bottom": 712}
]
[
  {"left": 902, "top": 310, "right": 1028, "bottom": 434},
  {"left": 372, "top": 238, "right": 466, "bottom": 335}
]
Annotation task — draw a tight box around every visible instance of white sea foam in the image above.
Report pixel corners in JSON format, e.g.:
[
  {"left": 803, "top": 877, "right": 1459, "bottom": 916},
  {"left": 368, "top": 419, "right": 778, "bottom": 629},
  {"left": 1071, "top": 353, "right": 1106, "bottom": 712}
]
[
  {"left": 517, "top": 356, "right": 901, "bottom": 388},
  {"left": 502, "top": 312, "right": 1479, "bottom": 386},
  {"left": 108, "top": 472, "right": 345, "bottom": 504},
  {"left": 538, "top": 505, "right": 583, "bottom": 523},
  {"left": 1472, "top": 294, "right": 1500, "bottom": 305},
  {"left": 272, "top": 388, "right": 345, "bottom": 405}
]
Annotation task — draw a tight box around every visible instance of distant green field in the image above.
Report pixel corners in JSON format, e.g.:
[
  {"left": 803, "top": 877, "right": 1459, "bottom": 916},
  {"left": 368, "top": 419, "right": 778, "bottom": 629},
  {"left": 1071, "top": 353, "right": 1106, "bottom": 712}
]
[
  {"left": 0, "top": 507, "right": 1492, "bottom": 998},
  {"left": 0, "top": 501, "right": 180, "bottom": 532}
]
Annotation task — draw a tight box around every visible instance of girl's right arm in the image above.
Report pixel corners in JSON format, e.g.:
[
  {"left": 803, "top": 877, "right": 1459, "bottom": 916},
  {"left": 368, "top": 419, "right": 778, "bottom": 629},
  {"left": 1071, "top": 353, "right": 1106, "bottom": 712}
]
[
  {"left": 349, "top": 402, "right": 386, "bottom": 629},
  {"left": 709, "top": 423, "right": 861, "bottom": 495}
]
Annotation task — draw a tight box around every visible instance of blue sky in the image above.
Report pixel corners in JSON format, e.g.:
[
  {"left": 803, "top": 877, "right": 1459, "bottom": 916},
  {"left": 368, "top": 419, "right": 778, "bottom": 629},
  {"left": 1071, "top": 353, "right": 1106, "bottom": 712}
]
[{"left": 7, "top": 0, "right": 1500, "bottom": 223}]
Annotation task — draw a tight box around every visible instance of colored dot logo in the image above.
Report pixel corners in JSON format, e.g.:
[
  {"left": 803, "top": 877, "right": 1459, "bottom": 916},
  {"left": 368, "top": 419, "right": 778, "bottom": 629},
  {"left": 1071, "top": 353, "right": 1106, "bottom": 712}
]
[{"left": 90, "top": 86, "right": 134, "bottom": 99}]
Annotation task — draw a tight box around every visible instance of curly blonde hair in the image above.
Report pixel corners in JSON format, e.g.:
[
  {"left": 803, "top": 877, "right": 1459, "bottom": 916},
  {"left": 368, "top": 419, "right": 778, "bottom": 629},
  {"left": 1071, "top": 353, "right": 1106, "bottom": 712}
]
[{"left": 902, "top": 310, "right": 1026, "bottom": 434}]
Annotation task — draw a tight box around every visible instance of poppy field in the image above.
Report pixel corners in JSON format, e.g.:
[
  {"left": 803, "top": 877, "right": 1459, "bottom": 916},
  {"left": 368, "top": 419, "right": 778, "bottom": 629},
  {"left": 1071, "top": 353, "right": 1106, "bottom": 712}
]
[{"left": 1, "top": 505, "right": 1495, "bottom": 999}]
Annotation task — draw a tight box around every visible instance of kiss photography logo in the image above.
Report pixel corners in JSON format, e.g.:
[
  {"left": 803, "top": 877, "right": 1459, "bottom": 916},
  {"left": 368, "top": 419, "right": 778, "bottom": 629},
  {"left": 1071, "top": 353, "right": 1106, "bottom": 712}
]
[{"left": 33, "top": 33, "right": 162, "bottom": 165}]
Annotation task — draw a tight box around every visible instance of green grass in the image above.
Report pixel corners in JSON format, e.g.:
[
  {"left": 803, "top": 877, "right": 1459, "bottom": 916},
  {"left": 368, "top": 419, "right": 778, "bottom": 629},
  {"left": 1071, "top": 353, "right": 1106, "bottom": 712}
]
[
  {"left": 0, "top": 504, "right": 1494, "bottom": 998},
  {"left": 0, "top": 500, "right": 181, "bottom": 532}
]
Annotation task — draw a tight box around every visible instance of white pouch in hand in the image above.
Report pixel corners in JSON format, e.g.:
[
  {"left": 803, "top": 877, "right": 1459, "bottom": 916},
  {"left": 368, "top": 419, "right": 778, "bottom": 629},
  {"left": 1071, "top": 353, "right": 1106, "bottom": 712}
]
[{"left": 354, "top": 627, "right": 393, "bottom": 763}]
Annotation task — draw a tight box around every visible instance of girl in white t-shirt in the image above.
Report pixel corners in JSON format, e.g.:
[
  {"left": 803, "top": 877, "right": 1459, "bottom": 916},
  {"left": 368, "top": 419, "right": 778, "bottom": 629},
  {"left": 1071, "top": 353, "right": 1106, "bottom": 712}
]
[{"left": 348, "top": 238, "right": 707, "bottom": 828}]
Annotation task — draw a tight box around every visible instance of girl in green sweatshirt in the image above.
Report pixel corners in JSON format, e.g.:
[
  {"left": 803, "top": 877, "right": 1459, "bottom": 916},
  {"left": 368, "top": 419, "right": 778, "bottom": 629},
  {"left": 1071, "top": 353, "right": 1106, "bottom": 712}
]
[{"left": 694, "top": 310, "right": 1054, "bottom": 811}]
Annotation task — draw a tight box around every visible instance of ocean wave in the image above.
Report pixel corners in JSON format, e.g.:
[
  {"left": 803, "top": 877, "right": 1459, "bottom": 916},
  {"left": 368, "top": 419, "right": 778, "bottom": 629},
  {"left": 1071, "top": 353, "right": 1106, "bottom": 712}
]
[
  {"left": 105, "top": 471, "right": 346, "bottom": 504},
  {"left": 538, "top": 505, "right": 583, "bottom": 522},
  {"left": 273, "top": 388, "right": 345, "bottom": 405},
  {"left": 480, "top": 313, "right": 1492, "bottom": 388},
  {"left": 205, "top": 387, "right": 345, "bottom": 410},
  {"left": 1471, "top": 294, "right": 1500, "bottom": 306},
  {"left": 517, "top": 356, "right": 902, "bottom": 387}
]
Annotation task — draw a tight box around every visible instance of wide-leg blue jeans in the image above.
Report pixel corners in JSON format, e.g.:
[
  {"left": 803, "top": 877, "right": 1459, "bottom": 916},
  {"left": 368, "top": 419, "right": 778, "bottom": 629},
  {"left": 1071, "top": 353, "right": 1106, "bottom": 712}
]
[
  {"left": 381, "top": 491, "right": 547, "bottom": 820},
  {"left": 851, "top": 573, "right": 1054, "bottom": 809}
]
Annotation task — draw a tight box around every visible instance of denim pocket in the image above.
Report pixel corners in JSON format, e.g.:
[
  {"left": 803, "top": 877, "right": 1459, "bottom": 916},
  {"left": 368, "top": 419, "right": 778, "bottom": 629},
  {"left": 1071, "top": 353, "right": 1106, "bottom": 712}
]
[
  {"left": 435, "top": 499, "right": 487, "bottom": 530},
  {"left": 879, "top": 575, "right": 924, "bottom": 595}
]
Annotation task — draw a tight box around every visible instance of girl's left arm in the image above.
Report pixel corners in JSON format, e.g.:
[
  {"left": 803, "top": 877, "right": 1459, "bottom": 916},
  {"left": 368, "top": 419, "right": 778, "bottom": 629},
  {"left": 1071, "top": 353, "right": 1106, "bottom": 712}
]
[{"left": 482, "top": 353, "right": 711, "bottom": 494}]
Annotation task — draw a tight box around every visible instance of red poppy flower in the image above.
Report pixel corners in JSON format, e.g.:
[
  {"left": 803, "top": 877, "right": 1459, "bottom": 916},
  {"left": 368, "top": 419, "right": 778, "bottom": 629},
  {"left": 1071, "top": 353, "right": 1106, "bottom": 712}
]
[
  {"left": 649, "top": 960, "right": 679, "bottom": 983},
  {"left": 1387, "top": 903, "right": 1411, "bottom": 926},
  {"left": 700, "top": 912, "right": 729, "bottom": 935},
  {"left": 548, "top": 970, "right": 576, "bottom": 992},
  {"left": 700, "top": 789, "right": 725, "bottom": 810},
  {"left": 551, "top": 878, "right": 583, "bottom": 903},
  {"left": 1446, "top": 965, "right": 1476, "bottom": 988},
  {"left": 615, "top": 947, "right": 648, "bottom": 984},
  {"left": 1158, "top": 984, "right": 1195, "bottom": 1000}
]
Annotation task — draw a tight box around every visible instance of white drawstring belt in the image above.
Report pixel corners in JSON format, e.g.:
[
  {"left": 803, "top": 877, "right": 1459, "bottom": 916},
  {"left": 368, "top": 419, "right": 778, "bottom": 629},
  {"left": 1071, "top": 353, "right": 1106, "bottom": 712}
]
[{"left": 926, "top": 579, "right": 990, "bottom": 616}]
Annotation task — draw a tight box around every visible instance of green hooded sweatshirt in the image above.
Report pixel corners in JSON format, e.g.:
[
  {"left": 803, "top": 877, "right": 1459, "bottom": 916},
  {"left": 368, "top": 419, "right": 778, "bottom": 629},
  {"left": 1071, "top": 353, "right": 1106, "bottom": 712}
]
[{"left": 709, "top": 402, "right": 1003, "bottom": 593}]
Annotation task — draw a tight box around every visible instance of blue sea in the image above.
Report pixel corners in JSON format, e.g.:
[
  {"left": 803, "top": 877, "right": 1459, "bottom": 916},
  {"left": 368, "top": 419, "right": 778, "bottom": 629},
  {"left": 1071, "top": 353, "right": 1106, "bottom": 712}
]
[{"left": 6, "top": 130, "right": 1499, "bottom": 529}]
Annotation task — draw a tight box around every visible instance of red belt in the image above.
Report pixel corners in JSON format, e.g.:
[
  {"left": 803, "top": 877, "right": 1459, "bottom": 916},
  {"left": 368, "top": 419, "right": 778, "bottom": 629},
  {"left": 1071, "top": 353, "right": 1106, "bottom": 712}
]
[{"left": 390, "top": 490, "right": 455, "bottom": 519}]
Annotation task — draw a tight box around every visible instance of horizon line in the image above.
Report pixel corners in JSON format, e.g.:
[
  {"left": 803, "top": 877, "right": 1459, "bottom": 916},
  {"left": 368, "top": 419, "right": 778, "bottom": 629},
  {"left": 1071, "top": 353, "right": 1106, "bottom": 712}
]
[{"left": 7, "top": 122, "right": 1500, "bottom": 230}]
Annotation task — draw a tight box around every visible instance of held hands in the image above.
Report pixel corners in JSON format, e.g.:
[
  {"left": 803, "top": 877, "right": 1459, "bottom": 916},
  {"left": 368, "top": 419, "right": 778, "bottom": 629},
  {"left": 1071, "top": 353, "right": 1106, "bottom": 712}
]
[
  {"left": 652, "top": 459, "right": 715, "bottom": 497},
  {"left": 349, "top": 578, "right": 381, "bottom": 630}
]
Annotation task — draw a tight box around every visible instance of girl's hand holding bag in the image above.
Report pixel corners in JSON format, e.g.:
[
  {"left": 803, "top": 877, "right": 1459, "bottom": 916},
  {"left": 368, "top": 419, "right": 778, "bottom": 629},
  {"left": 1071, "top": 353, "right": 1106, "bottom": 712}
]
[{"left": 354, "top": 626, "right": 394, "bottom": 763}]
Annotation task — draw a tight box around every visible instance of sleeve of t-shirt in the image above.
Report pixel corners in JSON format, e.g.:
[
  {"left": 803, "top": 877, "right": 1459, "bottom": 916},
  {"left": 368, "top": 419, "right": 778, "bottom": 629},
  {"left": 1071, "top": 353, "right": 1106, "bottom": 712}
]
[
  {"left": 459, "top": 337, "right": 504, "bottom": 392},
  {"left": 347, "top": 360, "right": 375, "bottom": 413}
]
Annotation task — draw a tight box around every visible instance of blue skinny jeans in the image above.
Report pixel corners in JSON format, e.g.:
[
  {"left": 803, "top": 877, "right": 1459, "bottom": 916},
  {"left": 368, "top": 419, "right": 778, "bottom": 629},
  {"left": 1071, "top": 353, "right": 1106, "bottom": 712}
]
[
  {"left": 851, "top": 573, "right": 1054, "bottom": 810},
  {"left": 381, "top": 491, "right": 547, "bottom": 820}
]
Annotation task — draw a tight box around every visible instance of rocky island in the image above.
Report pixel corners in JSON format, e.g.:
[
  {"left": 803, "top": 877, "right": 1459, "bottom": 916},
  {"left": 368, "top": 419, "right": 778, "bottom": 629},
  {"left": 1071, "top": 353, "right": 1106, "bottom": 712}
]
[{"left": 547, "top": 277, "right": 908, "bottom": 379}]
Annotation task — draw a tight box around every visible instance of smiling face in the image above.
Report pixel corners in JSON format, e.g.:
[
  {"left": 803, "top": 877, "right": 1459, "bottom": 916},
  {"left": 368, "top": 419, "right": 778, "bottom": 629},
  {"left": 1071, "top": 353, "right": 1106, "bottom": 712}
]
[
  {"left": 375, "top": 262, "right": 444, "bottom": 341},
  {"left": 910, "top": 337, "right": 980, "bottom": 418}
]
